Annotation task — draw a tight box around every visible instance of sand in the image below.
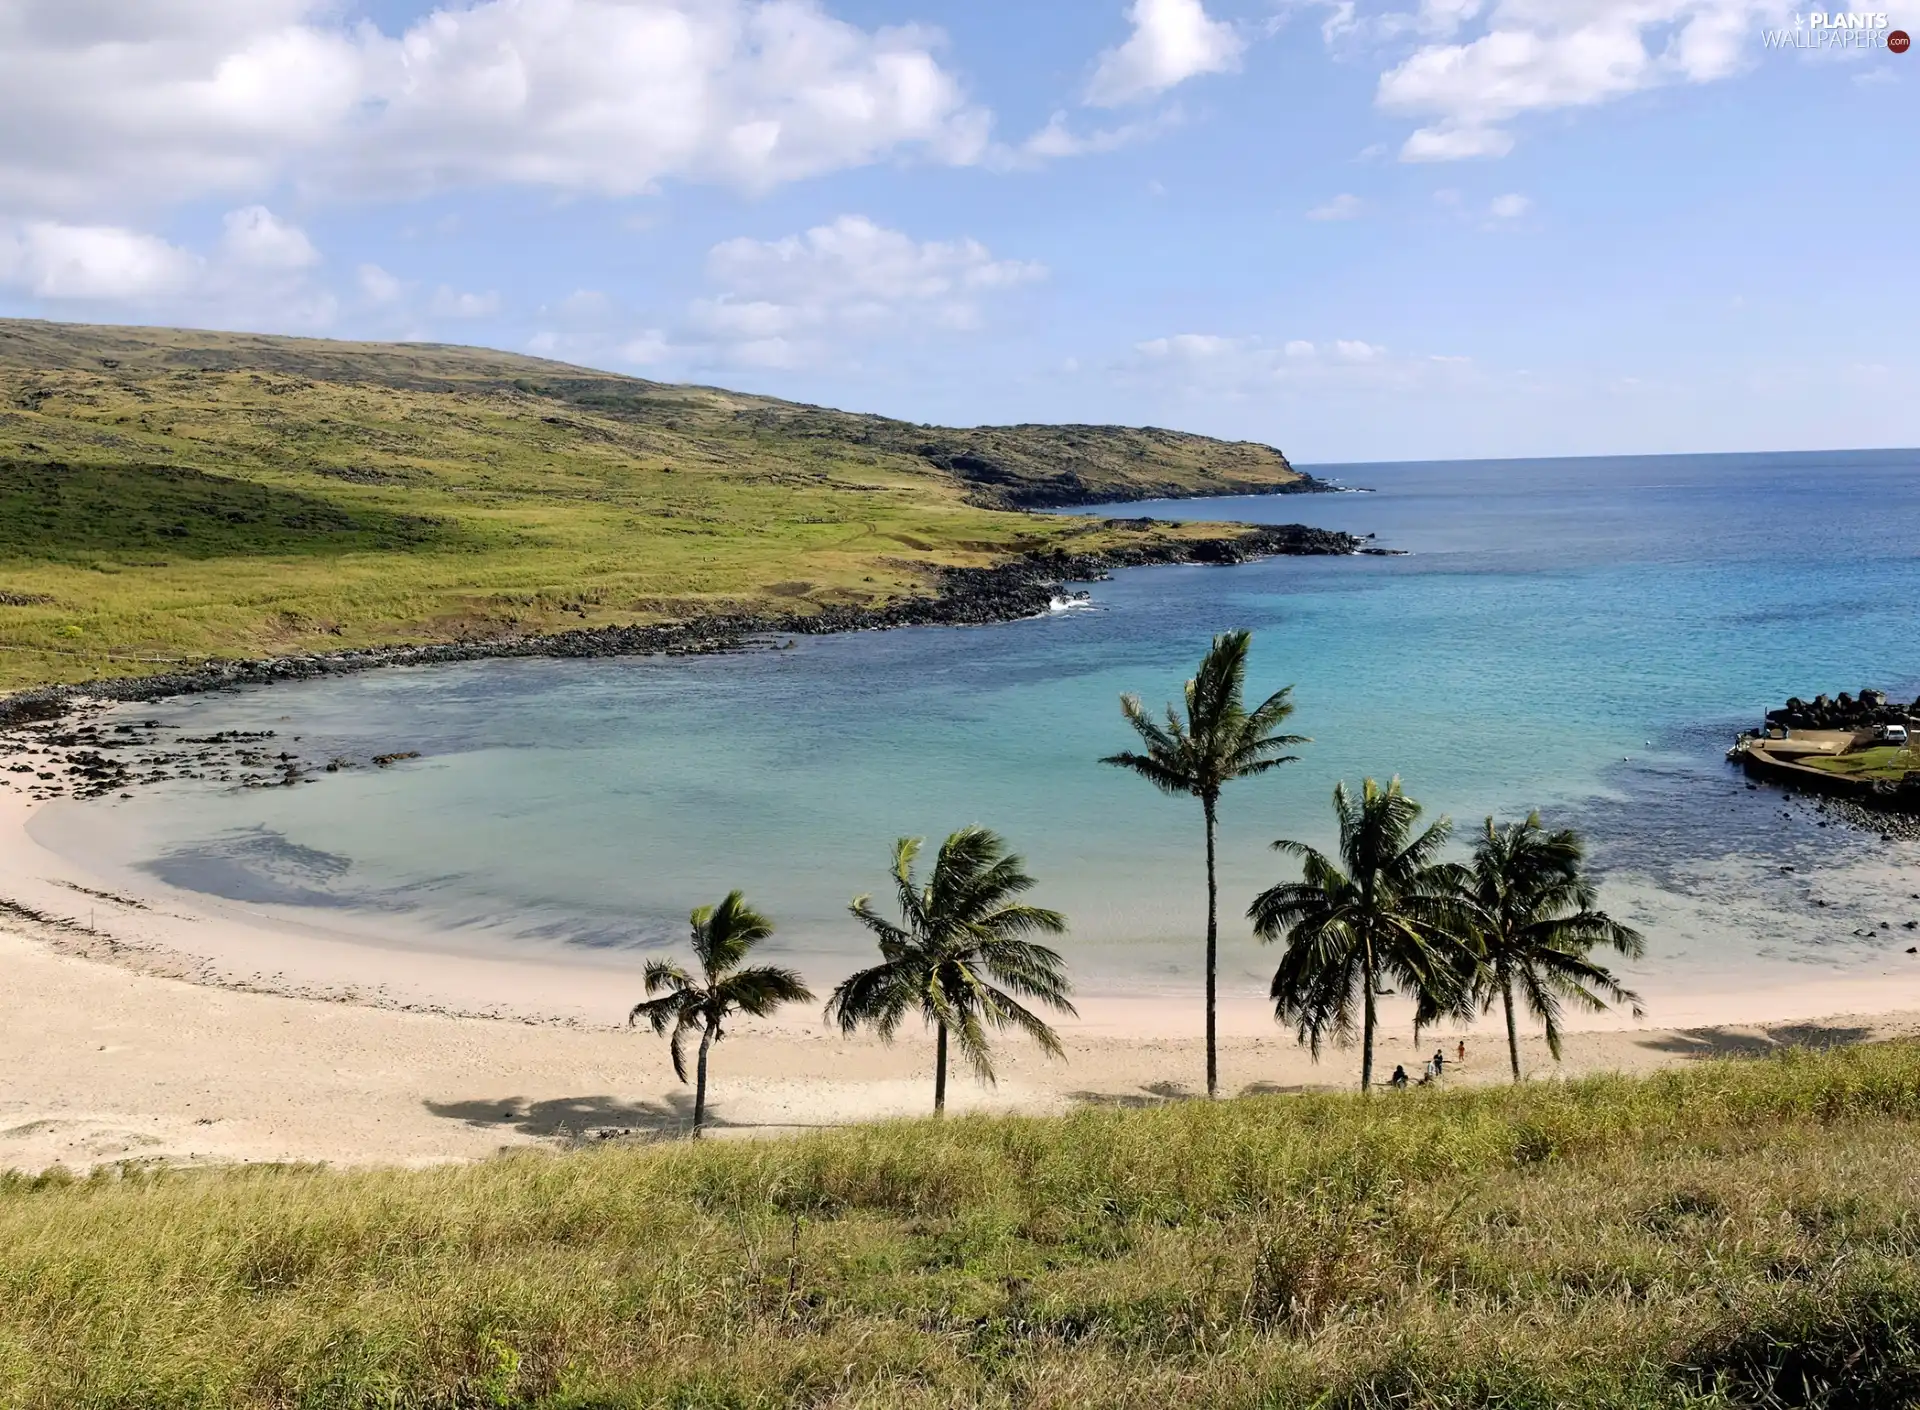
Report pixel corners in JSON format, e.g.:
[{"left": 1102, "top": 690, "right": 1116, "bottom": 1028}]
[{"left": 9, "top": 784, "right": 1920, "bottom": 1174}]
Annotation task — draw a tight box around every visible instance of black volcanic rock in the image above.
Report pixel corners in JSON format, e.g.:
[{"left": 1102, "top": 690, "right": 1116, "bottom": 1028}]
[{"left": 1764, "top": 687, "right": 1917, "bottom": 733}]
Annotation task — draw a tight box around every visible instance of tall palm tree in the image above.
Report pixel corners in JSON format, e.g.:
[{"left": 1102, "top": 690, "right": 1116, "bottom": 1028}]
[
  {"left": 1250, "top": 778, "right": 1461, "bottom": 1091},
  {"left": 1103, "top": 629, "right": 1306, "bottom": 1098},
  {"left": 629, "top": 891, "right": 813, "bottom": 1137},
  {"left": 826, "top": 826, "right": 1073, "bottom": 1113},
  {"left": 1450, "top": 814, "right": 1645, "bottom": 1082}
]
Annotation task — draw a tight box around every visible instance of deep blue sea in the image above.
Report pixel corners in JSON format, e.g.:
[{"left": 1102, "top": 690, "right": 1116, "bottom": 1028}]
[{"left": 36, "top": 448, "right": 1920, "bottom": 1001}]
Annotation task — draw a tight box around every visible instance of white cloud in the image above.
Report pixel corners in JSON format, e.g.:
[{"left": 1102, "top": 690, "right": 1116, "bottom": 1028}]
[
  {"left": 1314, "top": 1, "right": 1363, "bottom": 43},
  {"left": 555, "top": 289, "right": 613, "bottom": 320},
  {"left": 1009, "top": 108, "right": 1179, "bottom": 164},
  {"left": 620, "top": 330, "right": 674, "bottom": 365},
  {"left": 356, "top": 0, "right": 990, "bottom": 198},
  {"left": 1306, "top": 0, "right": 1491, "bottom": 48},
  {"left": 487, "top": 218, "right": 1044, "bottom": 372},
  {"left": 1401, "top": 122, "right": 1515, "bottom": 160},
  {"left": 1121, "top": 330, "right": 1472, "bottom": 399},
  {"left": 1375, "top": 1, "right": 1789, "bottom": 161},
  {"left": 0, "top": 222, "right": 199, "bottom": 300},
  {"left": 221, "top": 205, "right": 320, "bottom": 269},
  {"left": 1137, "top": 332, "right": 1241, "bottom": 358},
  {"left": 1488, "top": 191, "right": 1531, "bottom": 217},
  {"left": 357, "top": 263, "right": 405, "bottom": 304},
  {"left": 1307, "top": 192, "right": 1365, "bottom": 220},
  {"left": 0, "top": 0, "right": 992, "bottom": 217},
  {"left": 720, "top": 336, "right": 803, "bottom": 368},
  {"left": 1415, "top": 0, "right": 1489, "bottom": 37},
  {"left": 696, "top": 299, "right": 795, "bottom": 340},
  {"left": 1087, "top": 0, "right": 1244, "bottom": 106},
  {"left": 693, "top": 215, "right": 1044, "bottom": 356},
  {"left": 430, "top": 286, "right": 502, "bottom": 318},
  {"left": 0, "top": 207, "right": 339, "bottom": 329},
  {"left": 1138, "top": 332, "right": 1393, "bottom": 366},
  {"left": 0, "top": 2, "right": 369, "bottom": 216}
]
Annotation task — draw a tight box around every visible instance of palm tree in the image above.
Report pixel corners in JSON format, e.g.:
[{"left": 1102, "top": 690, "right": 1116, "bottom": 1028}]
[
  {"left": 1103, "top": 629, "right": 1306, "bottom": 1098},
  {"left": 629, "top": 891, "right": 813, "bottom": 1137},
  {"left": 1450, "top": 814, "right": 1644, "bottom": 1082},
  {"left": 1250, "top": 778, "right": 1462, "bottom": 1091},
  {"left": 826, "top": 826, "right": 1073, "bottom": 1113}
]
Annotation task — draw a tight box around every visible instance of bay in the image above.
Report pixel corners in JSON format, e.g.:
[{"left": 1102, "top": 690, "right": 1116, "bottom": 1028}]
[{"left": 35, "top": 447, "right": 1920, "bottom": 1001}]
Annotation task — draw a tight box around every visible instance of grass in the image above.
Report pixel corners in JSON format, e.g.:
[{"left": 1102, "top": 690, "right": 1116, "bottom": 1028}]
[
  {"left": 0, "top": 318, "right": 1310, "bottom": 692},
  {"left": 10, "top": 1042, "right": 1920, "bottom": 1407},
  {"left": 1796, "top": 745, "right": 1920, "bottom": 780}
]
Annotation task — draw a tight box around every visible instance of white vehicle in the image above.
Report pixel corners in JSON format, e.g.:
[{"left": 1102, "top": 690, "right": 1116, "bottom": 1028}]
[{"left": 1877, "top": 723, "right": 1909, "bottom": 745}]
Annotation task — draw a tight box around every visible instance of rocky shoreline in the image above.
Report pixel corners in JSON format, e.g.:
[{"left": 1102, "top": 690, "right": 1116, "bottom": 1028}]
[
  {"left": 0, "top": 522, "right": 1373, "bottom": 793},
  {"left": 1810, "top": 796, "right": 1920, "bottom": 843},
  {"left": 1735, "top": 687, "right": 1920, "bottom": 836}
]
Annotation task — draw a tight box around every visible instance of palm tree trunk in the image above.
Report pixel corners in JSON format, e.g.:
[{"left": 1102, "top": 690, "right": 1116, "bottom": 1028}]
[
  {"left": 1203, "top": 793, "right": 1219, "bottom": 1100},
  {"left": 934, "top": 1021, "right": 948, "bottom": 1114},
  {"left": 1361, "top": 950, "right": 1376, "bottom": 1093},
  {"left": 693, "top": 1021, "right": 714, "bottom": 1137},
  {"left": 1501, "top": 968, "right": 1522, "bottom": 1083}
]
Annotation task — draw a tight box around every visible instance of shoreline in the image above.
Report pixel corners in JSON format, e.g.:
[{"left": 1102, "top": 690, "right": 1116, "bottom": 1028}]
[
  {"left": 0, "top": 520, "right": 1372, "bottom": 728},
  {"left": 8, "top": 499, "right": 1920, "bottom": 1170},
  {"left": 12, "top": 784, "right": 1920, "bottom": 1173},
  {"left": 14, "top": 773, "right": 1920, "bottom": 1037}
]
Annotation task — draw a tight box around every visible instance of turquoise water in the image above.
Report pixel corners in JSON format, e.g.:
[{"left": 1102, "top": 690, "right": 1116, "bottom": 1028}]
[{"left": 38, "top": 448, "right": 1920, "bottom": 995}]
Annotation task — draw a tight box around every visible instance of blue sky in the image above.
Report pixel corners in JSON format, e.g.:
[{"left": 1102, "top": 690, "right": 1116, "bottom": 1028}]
[{"left": 0, "top": 0, "right": 1913, "bottom": 462}]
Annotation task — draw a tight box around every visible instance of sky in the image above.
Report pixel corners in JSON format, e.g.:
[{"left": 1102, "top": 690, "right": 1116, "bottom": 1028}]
[{"left": 0, "top": 0, "right": 1913, "bottom": 463}]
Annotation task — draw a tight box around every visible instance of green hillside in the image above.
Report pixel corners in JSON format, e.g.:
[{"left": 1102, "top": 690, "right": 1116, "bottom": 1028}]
[{"left": 0, "top": 319, "right": 1313, "bottom": 691}]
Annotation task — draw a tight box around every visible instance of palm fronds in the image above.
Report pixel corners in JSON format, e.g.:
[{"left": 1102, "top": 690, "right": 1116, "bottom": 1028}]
[
  {"left": 1252, "top": 778, "right": 1467, "bottom": 1089},
  {"left": 827, "top": 825, "right": 1073, "bottom": 1110},
  {"left": 628, "top": 890, "right": 813, "bottom": 1132},
  {"left": 1451, "top": 814, "right": 1643, "bottom": 1079}
]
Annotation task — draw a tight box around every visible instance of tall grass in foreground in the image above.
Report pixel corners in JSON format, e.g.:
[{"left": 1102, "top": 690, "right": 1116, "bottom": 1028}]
[{"left": 10, "top": 1045, "right": 1920, "bottom": 1408}]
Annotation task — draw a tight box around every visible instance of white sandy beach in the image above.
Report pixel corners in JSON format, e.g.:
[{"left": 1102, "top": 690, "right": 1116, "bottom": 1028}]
[{"left": 9, "top": 779, "right": 1920, "bottom": 1174}]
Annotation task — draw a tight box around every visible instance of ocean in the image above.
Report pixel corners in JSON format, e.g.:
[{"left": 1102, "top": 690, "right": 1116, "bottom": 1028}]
[{"left": 32, "top": 447, "right": 1920, "bottom": 1005}]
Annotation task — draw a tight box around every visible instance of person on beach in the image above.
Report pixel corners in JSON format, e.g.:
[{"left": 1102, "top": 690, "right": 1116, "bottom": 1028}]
[
  {"left": 1432, "top": 1048, "right": 1446, "bottom": 1078},
  {"left": 1389, "top": 1064, "right": 1409, "bottom": 1090},
  {"left": 1457, "top": 1039, "right": 1466, "bottom": 1064}
]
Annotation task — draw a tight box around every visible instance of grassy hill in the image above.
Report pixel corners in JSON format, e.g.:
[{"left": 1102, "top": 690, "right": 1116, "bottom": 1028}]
[
  {"left": 8, "top": 1043, "right": 1920, "bottom": 1407},
  {"left": 0, "top": 319, "right": 1315, "bottom": 691}
]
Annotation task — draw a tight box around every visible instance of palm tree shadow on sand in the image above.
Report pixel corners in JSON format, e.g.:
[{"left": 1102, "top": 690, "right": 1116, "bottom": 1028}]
[
  {"left": 1635, "top": 1022, "right": 1875, "bottom": 1059},
  {"left": 423, "top": 1093, "right": 711, "bottom": 1143}
]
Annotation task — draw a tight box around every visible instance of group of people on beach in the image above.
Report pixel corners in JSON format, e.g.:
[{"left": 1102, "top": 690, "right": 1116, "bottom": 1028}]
[{"left": 1387, "top": 1039, "right": 1467, "bottom": 1089}]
